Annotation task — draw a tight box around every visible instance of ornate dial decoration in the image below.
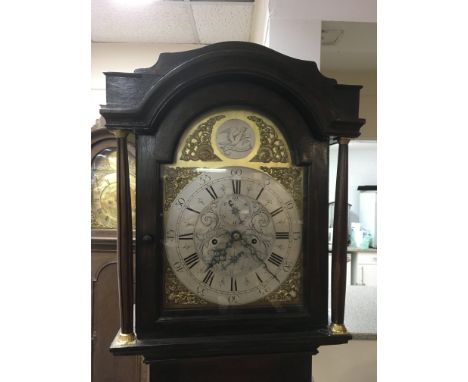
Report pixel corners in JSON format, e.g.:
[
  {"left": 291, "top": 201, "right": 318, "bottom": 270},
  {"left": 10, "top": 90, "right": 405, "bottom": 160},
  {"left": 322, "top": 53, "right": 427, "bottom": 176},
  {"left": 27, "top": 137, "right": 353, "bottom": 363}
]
[
  {"left": 164, "top": 167, "right": 302, "bottom": 306},
  {"left": 163, "top": 108, "right": 303, "bottom": 307},
  {"left": 248, "top": 116, "right": 289, "bottom": 163},
  {"left": 179, "top": 115, "right": 224, "bottom": 161}
]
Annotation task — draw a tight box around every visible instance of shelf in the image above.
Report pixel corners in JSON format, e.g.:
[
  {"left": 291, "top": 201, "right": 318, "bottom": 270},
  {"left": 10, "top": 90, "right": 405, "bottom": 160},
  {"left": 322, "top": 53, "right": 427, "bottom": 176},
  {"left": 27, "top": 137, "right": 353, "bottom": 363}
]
[{"left": 328, "top": 246, "right": 377, "bottom": 254}]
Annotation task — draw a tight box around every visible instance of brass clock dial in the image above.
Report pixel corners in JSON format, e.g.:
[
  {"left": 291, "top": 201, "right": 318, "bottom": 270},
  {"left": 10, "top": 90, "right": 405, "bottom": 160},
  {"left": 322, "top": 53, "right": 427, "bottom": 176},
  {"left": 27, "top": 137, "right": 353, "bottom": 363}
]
[
  {"left": 165, "top": 167, "right": 301, "bottom": 306},
  {"left": 162, "top": 109, "right": 304, "bottom": 307}
]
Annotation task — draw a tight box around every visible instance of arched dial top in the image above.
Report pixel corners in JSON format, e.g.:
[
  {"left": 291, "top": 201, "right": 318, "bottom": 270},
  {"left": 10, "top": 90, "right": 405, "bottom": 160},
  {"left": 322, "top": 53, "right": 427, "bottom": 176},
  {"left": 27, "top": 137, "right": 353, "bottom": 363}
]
[{"left": 164, "top": 167, "right": 302, "bottom": 306}]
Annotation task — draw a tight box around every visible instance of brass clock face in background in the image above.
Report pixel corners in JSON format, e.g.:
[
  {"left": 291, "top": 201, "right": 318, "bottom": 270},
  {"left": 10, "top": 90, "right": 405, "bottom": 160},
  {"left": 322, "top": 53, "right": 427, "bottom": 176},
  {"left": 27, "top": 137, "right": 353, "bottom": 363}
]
[
  {"left": 91, "top": 148, "right": 136, "bottom": 230},
  {"left": 162, "top": 109, "right": 304, "bottom": 308}
]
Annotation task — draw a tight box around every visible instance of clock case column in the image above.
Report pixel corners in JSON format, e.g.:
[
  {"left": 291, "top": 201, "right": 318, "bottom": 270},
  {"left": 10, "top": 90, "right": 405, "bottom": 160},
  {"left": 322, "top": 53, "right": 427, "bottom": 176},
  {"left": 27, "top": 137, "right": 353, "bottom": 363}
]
[{"left": 100, "top": 42, "right": 365, "bottom": 381}]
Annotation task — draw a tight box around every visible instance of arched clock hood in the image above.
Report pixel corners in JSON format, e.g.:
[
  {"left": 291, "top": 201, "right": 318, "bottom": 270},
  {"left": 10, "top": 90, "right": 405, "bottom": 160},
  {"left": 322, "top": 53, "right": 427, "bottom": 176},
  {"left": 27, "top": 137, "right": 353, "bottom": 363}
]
[{"left": 100, "top": 42, "right": 365, "bottom": 150}]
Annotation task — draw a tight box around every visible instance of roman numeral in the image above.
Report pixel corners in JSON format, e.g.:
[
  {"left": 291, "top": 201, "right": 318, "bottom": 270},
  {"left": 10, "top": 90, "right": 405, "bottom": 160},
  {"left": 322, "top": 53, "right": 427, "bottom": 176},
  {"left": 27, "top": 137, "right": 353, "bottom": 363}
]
[
  {"left": 183, "top": 253, "right": 199, "bottom": 269},
  {"left": 270, "top": 207, "right": 283, "bottom": 217},
  {"left": 268, "top": 253, "right": 283, "bottom": 267},
  {"left": 256, "top": 187, "right": 264, "bottom": 200},
  {"left": 178, "top": 233, "right": 193, "bottom": 240},
  {"left": 232, "top": 179, "right": 241, "bottom": 194},
  {"left": 205, "top": 186, "right": 218, "bottom": 200},
  {"left": 202, "top": 270, "right": 215, "bottom": 286},
  {"left": 230, "top": 277, "right": 237, "bottom": 291},
  {"left": 255, "top": 272, "right": 263, "bottom": 283},
  {"left": 275, "top": 232, "right": 289, "bottom": 240},
  {"left": 186, "top": 207, "right": 200, "bottom": 214}
]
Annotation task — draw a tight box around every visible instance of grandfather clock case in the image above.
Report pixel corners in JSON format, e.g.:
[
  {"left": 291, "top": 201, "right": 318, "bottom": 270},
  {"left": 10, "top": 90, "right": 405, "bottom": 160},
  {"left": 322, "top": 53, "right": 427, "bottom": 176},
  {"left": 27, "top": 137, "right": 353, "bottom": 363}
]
[{"left": 99, "top": 42, "right": 365, "bottom": 382}]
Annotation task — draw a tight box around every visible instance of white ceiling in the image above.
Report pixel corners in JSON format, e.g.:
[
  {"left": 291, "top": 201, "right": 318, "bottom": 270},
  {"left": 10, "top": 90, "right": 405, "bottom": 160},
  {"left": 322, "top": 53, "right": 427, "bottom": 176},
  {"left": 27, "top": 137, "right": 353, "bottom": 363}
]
[
  {"left": 91, "top": 1, "right": 376, "bottom": 72},
  {"left": 92, "top": 0, "right": 254, "bottom": 44},
  {"left": 321, "top": 21, "right": 376, "bottom": 71}
]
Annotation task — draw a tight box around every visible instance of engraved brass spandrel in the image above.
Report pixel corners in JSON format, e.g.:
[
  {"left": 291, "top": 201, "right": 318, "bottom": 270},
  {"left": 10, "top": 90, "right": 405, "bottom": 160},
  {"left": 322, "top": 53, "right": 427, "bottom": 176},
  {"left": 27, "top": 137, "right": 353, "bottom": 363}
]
[
  {"left": 163, "top": 167, "right": 201, "bottom": 211},
  {"left": 260, "top": 166, "right": 303, "bottom": 212},
  {"left": 179, "top": 115, "right": 224, "bottom": 162},
  {"left": 261, "top": 260, "right": 302, "bottom": 305},
  {"left": 248, "top": 116, "right": 289, "bottom": 163},
  {"left": 165, "top": 266, "right": 209, "bottom": 306}
]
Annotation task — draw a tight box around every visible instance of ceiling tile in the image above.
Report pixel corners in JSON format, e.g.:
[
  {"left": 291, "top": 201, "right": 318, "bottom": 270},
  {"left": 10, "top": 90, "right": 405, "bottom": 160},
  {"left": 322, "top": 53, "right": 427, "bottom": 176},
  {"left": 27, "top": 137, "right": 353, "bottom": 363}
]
[
  {"left": 191, "top": 3, "right": 253, "bottom": 44},
  {"left": 92, "top": 0, "right": 196, "bottom": 43}
]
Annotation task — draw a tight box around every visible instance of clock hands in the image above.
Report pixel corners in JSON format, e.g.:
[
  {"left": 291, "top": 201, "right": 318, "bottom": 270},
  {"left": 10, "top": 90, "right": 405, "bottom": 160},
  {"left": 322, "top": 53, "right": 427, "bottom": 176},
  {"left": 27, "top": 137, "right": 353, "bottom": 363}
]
[
  {"left": 203, "top": 226, "right": 280, "bottom": 284},
  {"left": 241, "top": 236, "right": 280, "bottom": 283}
]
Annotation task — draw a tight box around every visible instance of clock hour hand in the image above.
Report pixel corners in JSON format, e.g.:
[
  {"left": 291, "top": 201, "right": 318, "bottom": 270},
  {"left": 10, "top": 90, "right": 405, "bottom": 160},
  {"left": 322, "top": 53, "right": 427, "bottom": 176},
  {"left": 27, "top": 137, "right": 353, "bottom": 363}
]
[
  {"left": 205, "top": 247, "right": 227, "bottom": 271},
  {"left": 228, "top": 199, "right": 246, "bottom": 224},
  {"left": 261, "top": 263, "right": 280, "bottom": 283}
]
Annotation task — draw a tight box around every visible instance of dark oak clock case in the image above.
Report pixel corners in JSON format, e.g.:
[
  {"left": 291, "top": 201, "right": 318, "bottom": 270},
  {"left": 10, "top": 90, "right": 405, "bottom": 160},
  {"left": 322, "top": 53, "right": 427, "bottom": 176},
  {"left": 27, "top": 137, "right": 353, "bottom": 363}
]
[{"left": 100, "top": 42, "right": 364, "bottom": 381}]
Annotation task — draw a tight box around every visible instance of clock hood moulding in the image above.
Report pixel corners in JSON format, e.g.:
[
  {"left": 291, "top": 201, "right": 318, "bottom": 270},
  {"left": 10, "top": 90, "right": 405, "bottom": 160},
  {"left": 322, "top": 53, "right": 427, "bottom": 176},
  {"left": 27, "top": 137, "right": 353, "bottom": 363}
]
[{"left": 100, "top": 41, "right": 365, "bottom": 142}]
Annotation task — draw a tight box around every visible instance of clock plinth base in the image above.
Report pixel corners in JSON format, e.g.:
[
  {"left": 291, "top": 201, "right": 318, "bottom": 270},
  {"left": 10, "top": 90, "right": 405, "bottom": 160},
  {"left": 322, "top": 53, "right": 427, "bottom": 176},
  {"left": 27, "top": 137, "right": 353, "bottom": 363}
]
[{"left": 148, "top": 352, "right": 312, "bottom": 382}]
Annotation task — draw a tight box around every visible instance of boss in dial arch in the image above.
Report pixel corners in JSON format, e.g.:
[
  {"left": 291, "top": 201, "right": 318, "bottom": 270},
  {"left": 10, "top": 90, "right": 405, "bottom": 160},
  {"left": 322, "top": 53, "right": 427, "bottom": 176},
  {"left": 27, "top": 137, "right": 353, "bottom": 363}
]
[{"left": 164, "top": 167, "right": 302, "bottom": 306}]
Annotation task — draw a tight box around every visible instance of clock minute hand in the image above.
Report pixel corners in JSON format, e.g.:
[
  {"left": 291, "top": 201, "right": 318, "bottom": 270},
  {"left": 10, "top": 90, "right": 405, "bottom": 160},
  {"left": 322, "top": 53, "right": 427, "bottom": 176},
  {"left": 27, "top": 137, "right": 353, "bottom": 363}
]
[{"left": 242, "top": 240, "right": 280, "bottom": 283}]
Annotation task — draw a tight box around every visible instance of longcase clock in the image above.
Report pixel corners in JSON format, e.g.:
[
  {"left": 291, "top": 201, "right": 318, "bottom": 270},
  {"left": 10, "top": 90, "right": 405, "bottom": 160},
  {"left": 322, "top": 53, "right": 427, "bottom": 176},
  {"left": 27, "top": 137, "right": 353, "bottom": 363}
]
[{"left": 99, "top": 42, "right": 365, "bottom": 382}]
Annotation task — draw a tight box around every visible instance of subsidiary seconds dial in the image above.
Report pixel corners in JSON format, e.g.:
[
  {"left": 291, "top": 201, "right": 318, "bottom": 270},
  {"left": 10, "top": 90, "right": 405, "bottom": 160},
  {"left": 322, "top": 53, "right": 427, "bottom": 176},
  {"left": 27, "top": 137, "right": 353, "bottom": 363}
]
[{"left": 164, "top": 167, "right": 302, "bottom": 306}]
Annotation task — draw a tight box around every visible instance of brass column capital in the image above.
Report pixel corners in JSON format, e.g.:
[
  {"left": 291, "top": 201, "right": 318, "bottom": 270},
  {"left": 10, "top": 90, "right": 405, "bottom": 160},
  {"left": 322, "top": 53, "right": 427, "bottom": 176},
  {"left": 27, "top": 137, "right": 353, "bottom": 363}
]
[{"left": 338, "top": 137, "right": 351, "bottom": 145}]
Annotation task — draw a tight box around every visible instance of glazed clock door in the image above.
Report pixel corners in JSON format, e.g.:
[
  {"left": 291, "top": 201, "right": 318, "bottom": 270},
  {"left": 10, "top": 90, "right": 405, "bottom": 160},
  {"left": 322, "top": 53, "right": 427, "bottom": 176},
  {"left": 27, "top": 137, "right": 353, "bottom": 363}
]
[{"left": 160, "top": 109, "right": 304, "bottom": 314}]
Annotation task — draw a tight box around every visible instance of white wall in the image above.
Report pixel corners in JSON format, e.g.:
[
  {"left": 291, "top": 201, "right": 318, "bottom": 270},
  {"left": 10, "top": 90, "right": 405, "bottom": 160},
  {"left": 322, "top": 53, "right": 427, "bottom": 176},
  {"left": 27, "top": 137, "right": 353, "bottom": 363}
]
[
  {"left": 321, "top": 70, "right": 377, "bottom": 140},
  {"left": 269, "top": 0, "right": 376, "bottom": 23},
  {"left": 329, "top": 141, "right": 377, "bottom": 225},
  {"left": 314, "top": 340, "right": 377, "bottom": 382},
  {"left": 250, "top": 0, "right": 269, "bottom": 44},
  {"left": 90, "top": 42, "right": 204, "bottom": 127},
  {"left": 268, "top": 17, "right": 322, "bottom": 63}
]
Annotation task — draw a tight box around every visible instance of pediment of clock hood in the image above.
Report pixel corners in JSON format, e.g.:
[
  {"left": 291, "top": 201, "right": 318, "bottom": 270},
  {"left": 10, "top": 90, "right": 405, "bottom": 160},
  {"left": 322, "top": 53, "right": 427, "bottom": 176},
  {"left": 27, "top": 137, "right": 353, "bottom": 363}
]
[{"left": 100, "top": 42, "right": 365, "bottom": 141}]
